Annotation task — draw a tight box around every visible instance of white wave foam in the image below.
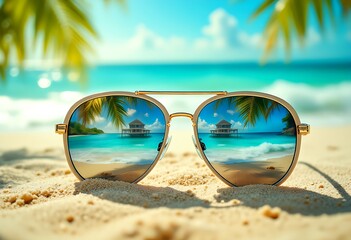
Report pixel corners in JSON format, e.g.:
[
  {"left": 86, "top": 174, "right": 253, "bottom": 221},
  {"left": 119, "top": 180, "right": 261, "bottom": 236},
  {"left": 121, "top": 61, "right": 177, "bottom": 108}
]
[
  {"left": 208, "top": 142, "right": 295, "bottom": 162},
  {"left": 263, "top": 80, "right": 351, "bottom": 126},
  {"left": 0, "top": 91, "right": 84, "bottom": 132},
  {"left": 1, "top": 80, "right": 351, "bottom": 132}
]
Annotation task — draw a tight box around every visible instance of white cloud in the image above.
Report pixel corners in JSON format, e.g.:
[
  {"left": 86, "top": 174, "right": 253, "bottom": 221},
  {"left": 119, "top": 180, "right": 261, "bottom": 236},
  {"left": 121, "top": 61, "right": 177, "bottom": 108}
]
[
  {"left": 128, "top": 24, "right": 164, "bottom": 50},
  {"left": 127, "top": 24, "right": 186, "bottom": 52},
  {"left": 126, "top": 108, "right": 136, "bottom": 116},
  {"left": 238, "top": 32, "right": 263, "bottom": 48},
  {"left": 201, "top": 8, "right": 238, "bottom": 49},
  {"left": 230, "top": 120, "right": 243, "bottom": 129},
  {"left": 145, "top": 118, "right": 165, "bottom": 132},
  {"left": 227, "top": 109, "right": 235, "bottom": 115},
  {"left": 95, "top": 9, "right": 325, "bottom": 64},
  {"left": 213, "top": 112, "right": 218, "bottom": 117},
  {"left": 144, "top": 112, "right": 149, "bottom": 117},
  {"left": 94, "top": 116, "right": 105, "bottom": 123},
  {"left": 198, "top": 118, "right": 216, "bottom": 131}
]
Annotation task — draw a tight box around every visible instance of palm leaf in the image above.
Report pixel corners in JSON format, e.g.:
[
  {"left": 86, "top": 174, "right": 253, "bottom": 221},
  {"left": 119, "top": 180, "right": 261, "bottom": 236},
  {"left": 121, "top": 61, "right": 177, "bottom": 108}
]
[
  {"left": 249, "top": 0, "right": 276, "bottom": 21},
  {"left": 77, "top": 96, "right": 129, "bottom": 130},
  {"left": 0, "top": 0, "right": 125, "bottom": 82},
  {"left": 312, "top": 0, "right": 324, "bottom": 30},
  {"left": 282, "top": 112, "right": 294, "bottom": 130},
  {"left": 234, "top": 97, "right": 262, "bottom": 127},
  {"left": 236, "top": 97, "right": 280, "bottom": 127},
  {"left": 340, "top": 0, "right": 351, "bottom": 16},
  {"left": 78, "top": 98, "right": 103, "bottom": 126},
  {"left": 105, "top": 96, "right": 128, "bottom": 129},
  {"left": 0, "top": 0, "right": 97, "bottom": 82},
  {"left": 250, "top": 0, "right": 350, "bottom": 62},
  {"left": 264, "top": 101, "right": 280, "bottom": 120}
]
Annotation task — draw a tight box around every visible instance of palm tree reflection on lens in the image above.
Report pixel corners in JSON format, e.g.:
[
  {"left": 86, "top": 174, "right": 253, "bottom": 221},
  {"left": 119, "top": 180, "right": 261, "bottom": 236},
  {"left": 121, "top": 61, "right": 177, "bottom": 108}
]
[
  {"left": 77, "top": 96, "right": 155, "bottom": 129},
  {"left": 215, "top": 96, "right": 285, "bottom": 128}
]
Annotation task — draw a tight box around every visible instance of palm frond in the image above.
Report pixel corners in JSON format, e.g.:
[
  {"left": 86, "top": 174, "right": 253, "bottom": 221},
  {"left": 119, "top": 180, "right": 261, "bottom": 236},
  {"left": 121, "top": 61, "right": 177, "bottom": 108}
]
[
  {"left": 213, "top": 97, "right": 235, "bottom": 111},
  {"left": 105, "top": 96, "right": 128, "bottom": 129},
  {"left": 123, "top": 96, "right": 156, "bottom": 109},
  {"left": 250, "top": 0, "right": 349, "bottom": 62},
  {"left": 264, "top": 101, "right": 280, "bottom": 120},
  {"left": 340, "top": 0, "right": 351, "bottom": 16},
  {"left": 234, "top": 97, "right": 280, "bottom": 127},
  {"left": 250, "top": 0, "right": 276, "bottom": 21},
  {"left": 0, "top": 3, "right": 25, "bottom": 80},
  {"left": 0, "top": 0, "right": 98, "bottom": 82},
  {"left": 235, "top": 96, "right": 262, "bottom": 127},
  {"left": 78, "top": 98, "right": 103, "bottom": 126},
  {"left": 282, "top": 112, "right": 294, "bottom": 130}
]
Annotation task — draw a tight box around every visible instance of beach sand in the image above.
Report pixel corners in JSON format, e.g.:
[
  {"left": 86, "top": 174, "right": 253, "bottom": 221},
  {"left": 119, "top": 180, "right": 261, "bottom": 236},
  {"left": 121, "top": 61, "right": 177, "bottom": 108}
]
[
  {"left": 74, "top": 161, "right": 152, "bottom": 182},
  {"left": 0, "top": 127, "right": 351, "bottom": 239},
  {"left": 211, "top": 155, "right": 294, "bottom": 186}
]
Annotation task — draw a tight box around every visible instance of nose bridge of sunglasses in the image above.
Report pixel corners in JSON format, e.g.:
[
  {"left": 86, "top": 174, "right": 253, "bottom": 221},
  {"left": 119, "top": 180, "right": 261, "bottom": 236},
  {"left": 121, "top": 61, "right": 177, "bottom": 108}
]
[
  {"left": 168, "top": 112, "right": 195, "bottom": 126},
  {"left": 157, "top": 136, "right": 172, "bottom": 161},
  {"left": 191, "top": 135, "right": 206, "bottom": 160}
]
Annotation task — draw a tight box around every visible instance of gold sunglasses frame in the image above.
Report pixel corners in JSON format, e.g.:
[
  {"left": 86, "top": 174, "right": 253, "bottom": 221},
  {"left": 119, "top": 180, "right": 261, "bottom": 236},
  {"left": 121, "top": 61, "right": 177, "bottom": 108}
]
[{"left": 56, "top": 91, "right": 310, "bottom": 187}]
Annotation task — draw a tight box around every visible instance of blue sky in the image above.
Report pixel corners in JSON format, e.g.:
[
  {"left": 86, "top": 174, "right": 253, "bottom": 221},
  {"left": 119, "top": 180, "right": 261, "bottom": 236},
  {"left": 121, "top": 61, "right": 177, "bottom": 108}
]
[
  {"left": 86, "top": 0, "right": 351, "bottom": 63},
  {"left": 70, "top": 98, "right": 166, "bottom": 133},
  {"left": 198, "top": 98, "right": 289, "bottom": 133}
]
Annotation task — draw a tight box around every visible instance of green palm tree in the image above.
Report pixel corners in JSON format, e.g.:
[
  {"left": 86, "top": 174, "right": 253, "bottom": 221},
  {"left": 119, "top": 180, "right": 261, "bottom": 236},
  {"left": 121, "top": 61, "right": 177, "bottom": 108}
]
[
  {"left": 0, "top": 0, "right": 124, "bottom": 81},
  {"left": 77, "top": 96, "right": 153, "bottom": 129},
  {"left": 250, "top": 0, "right": 350, "bottom": 62},
  {"left": 216, "top": 96, "right": 281, "bottom": 127},
  {"left": 282, "top": 112, "right": 294, "bottom": 130},
  {"left": 78, "top": 96, "right": 134, "bottom": 129}
]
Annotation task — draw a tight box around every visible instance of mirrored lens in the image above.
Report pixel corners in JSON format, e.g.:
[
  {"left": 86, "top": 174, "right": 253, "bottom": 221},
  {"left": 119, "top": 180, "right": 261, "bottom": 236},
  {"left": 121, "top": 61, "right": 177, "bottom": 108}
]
[
  {"left": 197, "top": 95, "right": 297, "bottom": 186},
  {"left": 67, "top": 96, "right": 166, "bottom": 182}
]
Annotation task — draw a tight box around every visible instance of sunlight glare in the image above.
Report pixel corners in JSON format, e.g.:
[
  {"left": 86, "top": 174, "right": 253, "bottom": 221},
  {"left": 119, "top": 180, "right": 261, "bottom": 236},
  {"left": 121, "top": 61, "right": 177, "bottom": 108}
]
[{"left": 38, "top": 77, "right": 51, "bottom": 89}]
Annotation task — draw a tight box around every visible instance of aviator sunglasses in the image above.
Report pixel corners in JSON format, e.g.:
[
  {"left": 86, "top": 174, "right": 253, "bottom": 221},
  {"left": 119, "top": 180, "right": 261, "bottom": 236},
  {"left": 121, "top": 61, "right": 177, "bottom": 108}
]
[{"left": 56, "top": 91, "right": 310, "bottom": 187}]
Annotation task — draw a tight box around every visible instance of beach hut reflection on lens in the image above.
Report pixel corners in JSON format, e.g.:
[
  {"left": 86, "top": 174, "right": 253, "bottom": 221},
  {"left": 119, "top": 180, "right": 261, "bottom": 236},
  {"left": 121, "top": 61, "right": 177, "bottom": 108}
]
[
  {"left": 197, "top": 96, "right": 297, "bottom": 186},
  {"left": 67, "top": 96, "right": 166, "bottom": 182}
]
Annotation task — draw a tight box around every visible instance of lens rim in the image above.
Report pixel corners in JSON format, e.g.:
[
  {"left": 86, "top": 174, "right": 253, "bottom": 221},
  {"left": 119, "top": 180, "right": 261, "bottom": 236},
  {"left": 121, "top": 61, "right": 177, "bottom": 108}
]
[
  {"left": 62, "top": 91, "right": 170, "bottom": 183},
  {"left": 192, "top": 91, "right": 302, "bottom": 187}
]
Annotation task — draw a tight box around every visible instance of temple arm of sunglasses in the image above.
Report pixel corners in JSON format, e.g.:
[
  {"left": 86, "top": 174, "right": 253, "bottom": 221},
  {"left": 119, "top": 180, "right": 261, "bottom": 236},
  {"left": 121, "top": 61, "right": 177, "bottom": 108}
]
[{"left": 135, "top": 91, "right": 228, "bottom": 95}]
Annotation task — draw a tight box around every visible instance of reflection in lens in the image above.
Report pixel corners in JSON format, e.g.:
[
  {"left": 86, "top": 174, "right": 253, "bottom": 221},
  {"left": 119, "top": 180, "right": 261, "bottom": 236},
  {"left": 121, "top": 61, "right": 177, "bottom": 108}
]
[
  {"left": 197, "top": 96, "right": 297, "bottom": 186},
  {"left": 67, "top": 96, "right": 166, "bottom": 182}
]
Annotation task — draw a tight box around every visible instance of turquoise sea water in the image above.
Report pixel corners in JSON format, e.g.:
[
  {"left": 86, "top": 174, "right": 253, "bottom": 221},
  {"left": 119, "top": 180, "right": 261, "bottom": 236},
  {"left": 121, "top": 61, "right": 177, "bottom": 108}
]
[
  {"left": 68, "top": 132, "right": 296, "bottom": 165},
  {"left": 1, "top": 62, "right": 350, "bottom": 99},
  {"left": 1, "top": 62, "right": 351, "bottom": 132},
  {"left": 198, "top": 132, "right": 296, "bottom": 163},
  {"left": 68, "top": 133, "right": 165, "bottom": 164}
]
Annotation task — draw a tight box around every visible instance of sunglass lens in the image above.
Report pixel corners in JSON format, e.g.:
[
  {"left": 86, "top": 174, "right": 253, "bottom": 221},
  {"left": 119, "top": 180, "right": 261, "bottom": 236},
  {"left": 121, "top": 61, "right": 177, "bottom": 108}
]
[
  {"left": 197, "top": 96, "right": 297, "bottom": 186},
  {"left": 67, "top": 96, "right": 167, "bottom": 182}
]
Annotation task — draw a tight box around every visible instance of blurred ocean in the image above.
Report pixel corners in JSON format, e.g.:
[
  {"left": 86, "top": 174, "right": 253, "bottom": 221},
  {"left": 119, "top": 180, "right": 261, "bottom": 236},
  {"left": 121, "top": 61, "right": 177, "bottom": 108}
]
[{"left": 1, "top": 62, "right": 350, "bottom": 132}]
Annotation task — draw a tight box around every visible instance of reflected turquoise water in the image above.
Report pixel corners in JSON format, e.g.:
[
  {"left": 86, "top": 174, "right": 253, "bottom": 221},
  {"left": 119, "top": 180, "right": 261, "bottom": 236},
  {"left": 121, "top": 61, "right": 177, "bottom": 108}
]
[
  {"left": 68, "top": 133, "right": 165, "bottom": 164},
  {"left": 198, "top": 133, "right": 296, "bottom": 163}
]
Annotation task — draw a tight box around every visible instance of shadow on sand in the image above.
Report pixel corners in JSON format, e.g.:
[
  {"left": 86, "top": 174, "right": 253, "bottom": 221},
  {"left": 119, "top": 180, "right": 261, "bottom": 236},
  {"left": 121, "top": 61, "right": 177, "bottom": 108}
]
[
  {"left": 74, "top": 161, "right": 351, "bottom": 215},
  {"left": 0, "top": 148, "right": 61, "bottom": 163}
]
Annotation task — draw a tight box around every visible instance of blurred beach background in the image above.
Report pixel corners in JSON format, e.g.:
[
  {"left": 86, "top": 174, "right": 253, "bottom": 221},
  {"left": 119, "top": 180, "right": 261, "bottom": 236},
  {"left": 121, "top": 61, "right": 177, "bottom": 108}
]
[
  {"left": 1, "top": 1, "right": 351, "bottom": 239},
  {"left": 0, "top": 0, "right": 350, "bottom": 132}
]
